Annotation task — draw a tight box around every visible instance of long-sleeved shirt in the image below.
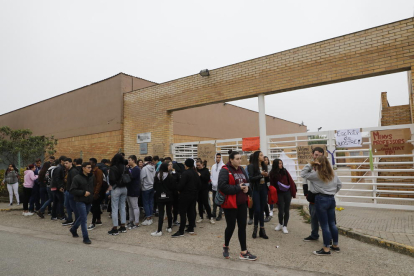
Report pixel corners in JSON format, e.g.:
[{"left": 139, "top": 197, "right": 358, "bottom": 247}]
[
  {"left": 300, "top": 164, "right": 342, "bottom": 195},
  {"left": 210, "top": 160, "right": 224, "bottom": 191},
  {"left": 23, "top": 170, "right": 38, "bottom": 188}
]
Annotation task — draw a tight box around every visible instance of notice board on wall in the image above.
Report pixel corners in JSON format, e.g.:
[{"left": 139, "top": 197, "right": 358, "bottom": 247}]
[{"left": 371, "top": 128, "right": 413, "bottom": 155}]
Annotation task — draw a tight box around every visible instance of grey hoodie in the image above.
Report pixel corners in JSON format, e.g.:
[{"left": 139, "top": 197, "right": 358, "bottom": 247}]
[{"left": 140, "top": 163, "right": 155, "bottom": 191}]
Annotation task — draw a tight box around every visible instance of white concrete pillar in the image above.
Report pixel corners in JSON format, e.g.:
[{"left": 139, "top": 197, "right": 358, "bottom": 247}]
[{"left": 258, "top": 94, "right": 268, "bottom": 156}]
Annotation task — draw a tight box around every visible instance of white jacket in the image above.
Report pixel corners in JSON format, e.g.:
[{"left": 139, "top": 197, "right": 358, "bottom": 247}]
[{"left": 210, "top": 159, "right": 224, "bottom": 191}]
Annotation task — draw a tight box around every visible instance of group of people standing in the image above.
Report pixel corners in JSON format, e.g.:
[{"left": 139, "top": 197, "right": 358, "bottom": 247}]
[{"left": 3, "top": 145, "right": 342, "bottom": 258}]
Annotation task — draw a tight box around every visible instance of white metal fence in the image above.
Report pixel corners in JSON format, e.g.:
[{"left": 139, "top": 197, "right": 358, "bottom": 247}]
[{"left": 172, "top": 124, "right": 414, "bottom": 210}]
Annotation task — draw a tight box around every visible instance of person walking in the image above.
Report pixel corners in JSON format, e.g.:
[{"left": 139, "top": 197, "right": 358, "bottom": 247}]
[
  {"left": 171, "top": 159, "right": 200, "bottom": 238},
  {"left": 196, "top": 160, "right": 215, "bottom": 224},
  {"left": 152, "top": 162, "right": 175, "bottom": 236},
  {"left": 126, "top": 155, "right": 141, "bottom": 230},
  {"left": 247, "top": 151, "right": 269, "bottom": 239},
  {"left": 107, "top": 154, "right": 128, "bottom": 236},
  {"left": 69, "top": 162, "right": 94, "bottom": 245},
  {"left": 2, "top": 164, "right": 20, "bottom": 206},
  {"left": 140, "top": 156, "right": 156, "bottom": 226},
  {"left": 210, "top": 153, "right": 224, "bottom": 221},
  {"left": 218, "top": 150, "right": 256, "bottom": 260},
  {"left": 270, "top": 159, "right": 296, "bottom": 234},
  {"left": 301, "top": 156, "right": 342, "bottom": 256},
  {"left": 22, "top": 165, "right": 38, "bottom": 216}
]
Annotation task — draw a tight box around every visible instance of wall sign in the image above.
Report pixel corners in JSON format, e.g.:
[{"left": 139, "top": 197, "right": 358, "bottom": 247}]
[
  {"left": 336, "top": 128, "right": 362, "bottom": 148},
  {"left": 140, "top": 143, "right": 148, "bottom": 155},
  {"left": 371, "top": 128, "right": 413, "bottom": 155},
  {"left": 137, "top": 132, "right": 151, "bottom": 144}
]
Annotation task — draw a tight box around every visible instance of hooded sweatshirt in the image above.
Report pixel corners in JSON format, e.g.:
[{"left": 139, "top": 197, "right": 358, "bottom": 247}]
[
  {"left": 210, "top": 154, "right": 224, "bottom": 191},
  {"left": 197, "top": 167, "right": 210, "bottom": 191},
  {"left": 140, "top": 163, "right": 156, "bottom": 191},
  {"left": 23, "top": 170, "right": 38, "bottom": 188}
]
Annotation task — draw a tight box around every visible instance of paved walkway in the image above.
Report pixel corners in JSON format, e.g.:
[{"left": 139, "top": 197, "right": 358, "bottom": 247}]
[{"left": 335, "top": 206, "right": 414, "bottom": 247}]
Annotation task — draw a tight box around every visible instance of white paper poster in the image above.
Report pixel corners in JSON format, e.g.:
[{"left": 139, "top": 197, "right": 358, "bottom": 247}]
[{"left": 335, "top": 128, "right": 362, "bottom": 148}]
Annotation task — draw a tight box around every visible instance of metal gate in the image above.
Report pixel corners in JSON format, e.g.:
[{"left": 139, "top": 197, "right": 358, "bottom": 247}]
[{"left": 172, "top": 124, "right": 414, "bottom": 210}]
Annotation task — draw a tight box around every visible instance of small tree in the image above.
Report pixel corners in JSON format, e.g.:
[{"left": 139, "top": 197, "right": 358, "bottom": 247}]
[
  {"left": 0, "top": 126, "right": 57, "bottom": 168},
  {"left": 308, "top": 135, "right": 328, "bottom": 145}
]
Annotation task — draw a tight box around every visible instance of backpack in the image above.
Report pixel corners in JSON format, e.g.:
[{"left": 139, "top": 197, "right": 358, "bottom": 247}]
[
  {"left": 45, "top": 166, "right": 56, "bottom": 187},
  {"left": 113, "top": 165, "right": 130, "bottom": 188}
]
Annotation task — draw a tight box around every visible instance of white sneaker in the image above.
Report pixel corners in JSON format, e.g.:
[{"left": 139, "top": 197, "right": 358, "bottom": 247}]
[
  {"left": 197, "top": 217, "right": 203, "bottom": 223},
  {"left": 210, "top": 218, "right": 216, "bottom": 224},
  {"left": 26, "top": 212, "right": 34, "bottom": 216},
  {"left": 148, "top": 219, "right": 153, "bottom": 225},
  {"left": 22, "top": 212, "right": 26, "bottom": 216},
  {"left": 269, "top": 210, "right": 273, "bottom": 217},
  {"left": 141, "top": 219, "right": 149, "bottom": 226},
  {"left": 151, "top": 231, "right": 162, "bottom": 237},
  {"left": 275, "top": 224, "right": 283, "bottom": 231},
  {"left": 166, "top": 228, "right": 172, "bottom": 233},
  {"left": 282, "top": 226, "right": 288, "bottom": 234}
]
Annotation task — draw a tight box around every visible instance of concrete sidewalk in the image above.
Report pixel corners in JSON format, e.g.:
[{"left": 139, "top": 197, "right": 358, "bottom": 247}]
[{"left": 303, "top": 204, "right": 414, "bottom": 256}]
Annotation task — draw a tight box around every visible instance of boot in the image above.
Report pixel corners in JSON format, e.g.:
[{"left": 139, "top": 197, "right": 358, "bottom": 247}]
[
  {"left": 252, "top": 226, "right": 258, "bottom": 239},
  {"left": 259, "top": 227, "right": 268, "bottom": 239}
]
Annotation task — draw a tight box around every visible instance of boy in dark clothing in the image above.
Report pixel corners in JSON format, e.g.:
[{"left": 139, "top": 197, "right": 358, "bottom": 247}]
[
  {"left": 69, "top": 162, "right": 94, "bottom": 244},
  {"left": 62, "top": 158, "right": 78, "bottom": 226},
  {"left": 172, "top": 159, "right": 201, "bottom": 238},
  {"left": 88, "top": 158, "right": 104, "bottom": 230},
  {"left": 51, "top": 156, "right": 67, "bottom": 220},
  {"left": 196, "top": 160, "right": 214, "bottom": 224}
]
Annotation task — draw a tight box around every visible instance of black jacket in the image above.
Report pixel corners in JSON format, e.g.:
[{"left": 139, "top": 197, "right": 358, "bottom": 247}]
[
  {"left": 177, "top": 169, "right": 201, "bottom": 197},
  {"left": 51, "top": 164, "right": 65, "bottom": 190},
  {"left": 154, "top": 172, "right": 175, "bottom": 202},
  {"left": 109, "top": 165, "right": 125, "bottom": 188},
  {"left": 70, "top": 173, "right": 95, "bottom": 204},
  {"left": 247, "top": 164, "right": 265, "bottom": 190},
  {"left": 97, "top": 163, "right": 109, "bottom": 177},
  {"left": 197, "top": 167, "right": 210, "bottom": 191},
  {"left": 66, "top": 166, "right": 79, "bottom": 191}
]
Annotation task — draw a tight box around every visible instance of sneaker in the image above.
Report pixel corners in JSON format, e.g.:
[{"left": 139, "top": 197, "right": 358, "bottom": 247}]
[
  {"left": 8, "top": 203, "right": 12, "bottom": 206},
  {"left": 26, "top": 212, "right": 34, "bottom": 216},
  {"left": 216, "top": 215, "right": 222, "bottom": 221},
  {"left": 83, "top": 239, "right": 92, "bottom": 245},
  {"left": 17, "top": 203, "right": 20, "bottom": 206},
  {"left": 269, "top": 210, "right": 273, "bottom": 217},
  {"left": 171, "top": 231, "right": 184, "bottom": 238},
  {"left": 303, "top": 236, "right": 318, "bottom": 242},
  {"left": 129, "top": 224, "right": 140, "bottom": 230},
  {"left": 239, "top": 251, "right": 257, "bottom": 261},
  {"left": 197, "top": 217, "right": 203, "bottom": 223},
  {"left": 173, "top": 221, "right": 180, "bottom": 226},
  {"left": 47, "top": 212, "right": 52, "bottom": 216},
  {"left": 37, "top": 212, "right": 44, "bottom": 219},
  {"left": 151, "top": 231, "right": 162, "bottom": 237},
  {"left": 22, "top": 212, "right": 26, "bottom": 216},
  {"left": 148, "top": 219, "right": 153, "bottom": 225},
  {"left": 223, "top": 246, "right": 230, "bottom": 259},
  {"left": 62, "top": 220, "right": 74, "bottom": 226},
  {"left": 59, "top": 217, "right": 66, "bottom": 221},
  {"left": 88, "top": 224, "right": 96, "bottom": 231},
  {"left": 166, "top": 228, "right": 172, "bottom": 233},
  {"left": 282, "top": 226, "right": 288, "bottom": 234},
  {"left": 185, "top": 228, "right": 195, "bottom": 234},
  {"left": 51, "top": 217, "right": 58, "bottom": 221},
  {"left": 313, "top": 248, "right": 331, "bottom": 256},
  {"left": 264, "top": 216, "right": 271, "bottom": 222},
  {"left": 247, "top": 219, "right": 253, "bottom": 225},
  {"left": 69, "top": 227, "right": 79, "bottom": 238},
  {"left": 95, "top": 221, "right": 103, "bottom": 226},
  {"left": 118, "top": 226, "right": 127, "bottom": 233},
  {"left": 210, "top": 218, "right": 216, "bottom": 224},
  {"left": 108, "top": 228, "right": 119, "bottom": 236},
  {"left": 330, "top": 246, "right": 341, "bottom": 253},
  {"left": 275, "top": 224, "right": 282, "bottom": 231}
]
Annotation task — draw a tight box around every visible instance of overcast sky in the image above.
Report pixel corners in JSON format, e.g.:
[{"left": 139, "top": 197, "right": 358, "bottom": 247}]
[{"left": 1, "top": 0, "right": 413, "bottom": 133}]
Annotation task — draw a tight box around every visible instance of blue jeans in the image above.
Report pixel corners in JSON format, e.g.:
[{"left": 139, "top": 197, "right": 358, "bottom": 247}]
[
  {"left": 40, "top": 187, "right": 53, "bottom": 213},
  {"left": 253, "top": 186, "right": 268, "bottom": 227},
  {"left": 142, "top": 188, "right": 154, "bottom": 219},
  {"left": 64, "top": 191, "right": 74, "bottom": 221},
  {"left": 111, "top": 187, "right": 127, "bottom": 227},
  {"left": 309, "top": 203, "right": 320, "bottom": 239},
  {"left": 72, "top": 202, "right": 91, "bottom": 240},
  {"left": 315, "top": 195, "right": 338, "bottom": 247}
]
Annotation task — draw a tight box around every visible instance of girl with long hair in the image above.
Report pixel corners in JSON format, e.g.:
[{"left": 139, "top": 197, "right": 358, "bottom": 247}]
[
  {"left": 151, "top": 162, "right": 174, "bottom": 236},
  {"left": 1, "top": 164, "right": 20, "bottom": 206},
  {"left": 300, "top": 156, "right": 342, "bottom": 256},
  {"left": 269, "top": 159, "right": 296, "bottom": 234},
  {"left": 247, "top": 151, "right": 269, "bottom": 239}
]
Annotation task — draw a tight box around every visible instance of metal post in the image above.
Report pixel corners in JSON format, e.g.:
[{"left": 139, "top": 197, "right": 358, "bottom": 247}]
[
  {"left": 17, "top": 151, "right": 21, "bottom": 169},
  {"left": 258, "top": 94, "right": 268, "bottom": 156}
]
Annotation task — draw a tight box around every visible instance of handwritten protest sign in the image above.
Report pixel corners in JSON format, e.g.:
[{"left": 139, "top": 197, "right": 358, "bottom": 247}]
[
  {"left": 297, "top": 144, "right": 328, "bottom": 164},
  {"left": 197, "top": 144, "right": 216, "bottom": 168},
  {"left": 153, "top": 144, "right": 164, "bottom": 157},
  {"left": 371, "top": 128, "right": 413, "bottom": 155},
  {"left": 242, "top": 137, "right": 260, "bottom": 151},
  {"left": 336, "top": 128, "right": 362, "bottom": 148}
]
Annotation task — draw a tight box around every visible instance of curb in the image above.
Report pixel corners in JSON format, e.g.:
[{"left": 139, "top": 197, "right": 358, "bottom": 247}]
[{"left": 301, "top": 205, "right": 414, "bottom": 258}]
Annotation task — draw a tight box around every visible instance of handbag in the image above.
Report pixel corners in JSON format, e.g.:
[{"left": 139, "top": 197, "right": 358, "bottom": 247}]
[
  {"left": 214, "top": 191, "right": 225, "bottom": 206},
  {"left": 248, "top": 195, "right": 254, "bottom": 208},
  {"left": 278, "top": 181, "right": 290, "bottom": 191}
]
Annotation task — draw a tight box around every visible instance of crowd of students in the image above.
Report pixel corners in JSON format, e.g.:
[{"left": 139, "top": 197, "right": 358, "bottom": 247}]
[{"left": 2, "top": 146, "right": 342, "bottom": 258}]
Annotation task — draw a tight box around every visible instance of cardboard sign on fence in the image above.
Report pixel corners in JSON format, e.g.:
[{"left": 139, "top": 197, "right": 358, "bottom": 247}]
[
  {"left": 197, "top": 144, "right": 216, "bottom": 168},
  {"left": 371, "top": 128, "right": 413, "bottom": 155},
  {"left": 297, "top": 144, "right": 328, "bottom": 164}
]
